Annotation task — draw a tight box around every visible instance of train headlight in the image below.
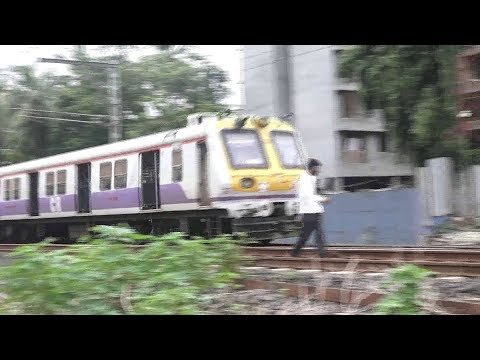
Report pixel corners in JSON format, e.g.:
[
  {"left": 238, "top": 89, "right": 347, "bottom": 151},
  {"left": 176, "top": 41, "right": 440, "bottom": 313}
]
[{"left": 240, "top": 178, "right": 254, "bottom": 189}]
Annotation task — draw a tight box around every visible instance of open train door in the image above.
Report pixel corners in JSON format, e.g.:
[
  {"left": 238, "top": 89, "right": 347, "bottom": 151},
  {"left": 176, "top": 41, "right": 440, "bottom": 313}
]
[
  {"left": 77, "top": 163, "right": 91, "bottom": 213},
  {"left": 140, "top": 150, "right": 160, "bottom": 210},
  {"left": 28, "top": 172, "right": 39, "bottom": 216},
  {"left": 197, "top": 140, "right": 211, "bottom": 206}
]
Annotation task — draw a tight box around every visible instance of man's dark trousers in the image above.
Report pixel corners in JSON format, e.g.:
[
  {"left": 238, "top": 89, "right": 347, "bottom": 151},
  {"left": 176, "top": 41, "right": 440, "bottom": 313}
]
[{"left": 292, "top": 213, "right": 326, "bottom": 256}]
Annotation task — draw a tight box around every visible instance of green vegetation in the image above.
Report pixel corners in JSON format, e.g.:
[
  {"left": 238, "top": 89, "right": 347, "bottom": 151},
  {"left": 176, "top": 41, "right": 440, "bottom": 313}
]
[
  {"left": 375, "top": 264, "right": 433, "bottom": 315},
  {"left": 338, "top": 45, "right": 479, "bottom": 169},
  {"left": 0, "top": 226, "right": 244, "bottom": 314}
]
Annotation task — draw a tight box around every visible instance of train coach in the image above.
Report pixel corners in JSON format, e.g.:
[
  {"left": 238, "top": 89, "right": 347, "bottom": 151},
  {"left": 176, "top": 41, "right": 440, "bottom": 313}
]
[{"left": 0, "top": 113, "right": 307, "bottom": 244}]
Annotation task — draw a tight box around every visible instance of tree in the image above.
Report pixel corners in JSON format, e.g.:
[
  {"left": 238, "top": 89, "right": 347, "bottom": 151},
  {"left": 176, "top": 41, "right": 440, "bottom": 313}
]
[
  {"left": 338, "top": 45, "right": 465, "bottom": 167},
  {"left": 0, "top": 96, "right": 10, "bottom": 165},
  {"left": 0, "top": 46, "right": 229, "bottom": 163},
  {"left": 96, "top": 45, "right": 190, "bottom": 59},
  {"left": 118, "top": 50, "right": 229, "bottom": 138},
  {"left": 3, "top": 66, "right": 57, "bottom": 162}
]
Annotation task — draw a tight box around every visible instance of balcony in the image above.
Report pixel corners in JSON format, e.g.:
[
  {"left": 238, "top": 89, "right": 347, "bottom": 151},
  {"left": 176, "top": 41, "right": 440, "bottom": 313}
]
[
  {"left": 336, "top": 109, "right": 386, "bottom": 132},
  {"left": 338, "top": 152, "right": 413, "bottom": 177},
  {"left": 334, "top": 78, "right": 360, "bottom": 91},
  {"left": 457, "top": 80, "right": 480, "bottom": 95},
  {"left": 459, "top": 46, "right": 480, "bottom": 58}
]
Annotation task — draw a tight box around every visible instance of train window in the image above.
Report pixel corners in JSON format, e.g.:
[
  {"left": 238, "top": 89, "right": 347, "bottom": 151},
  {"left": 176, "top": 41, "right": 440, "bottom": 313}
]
[
  {"left": 57, "top": 170, "right": 67, "bottom": 195},
  {"left": 172, "top": 148, "right": 183, "bottom": 182},
  {"left": 4, "top": 179, "right": 10, "bottom": 201},
  {"left": 9, "top": 179, "right": 15, "bottom": 200},
  {"left": 13, "top": 178, "right": 20, "bottom": 200},
  {"left": 100, "top": 162, "right": 112, "bottom": 191},
  {"left": 221, "top": 129, "right": 268, "bottom": 169},
  {"left": 46, "top": 172, "right": 55, "bottom": 196},
  {"left": 271, "top": 131, "right": 304, "bottom": 168},
  {"left": 114, "top": 159, "right": 128, "bottom": 189}
]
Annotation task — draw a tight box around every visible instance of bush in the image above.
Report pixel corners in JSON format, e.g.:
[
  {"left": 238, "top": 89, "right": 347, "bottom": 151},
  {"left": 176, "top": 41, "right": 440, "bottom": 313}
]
[
  {"left": 432, "top": 219, "right": 458, "bottom": 235},
  {"left": 375, "top": 264, "right": 433, "bottom": 315},
  {"left": 0, "top": 226, "right": 245, "bottom": 315}
]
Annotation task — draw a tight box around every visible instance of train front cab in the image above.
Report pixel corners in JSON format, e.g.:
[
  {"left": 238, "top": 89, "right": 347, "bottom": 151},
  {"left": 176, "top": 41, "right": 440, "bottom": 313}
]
[{"left": 216, "top": 116, "right": 305, "bottom": 244}]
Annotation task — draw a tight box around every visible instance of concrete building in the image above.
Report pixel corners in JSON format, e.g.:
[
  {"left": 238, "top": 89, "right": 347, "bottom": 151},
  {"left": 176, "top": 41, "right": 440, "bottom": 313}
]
[
  {"left": 242, "top": 45, "right": 414, "bottom": 191},
  {"left": 456, "top": 45, "right": 480, "bottom": 148}
]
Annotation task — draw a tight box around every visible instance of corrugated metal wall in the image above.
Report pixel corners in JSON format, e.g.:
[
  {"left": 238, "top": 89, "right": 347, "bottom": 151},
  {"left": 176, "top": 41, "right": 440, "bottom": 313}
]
[{"left": 314, "top": 189, "right": 422, "bottom": 246}]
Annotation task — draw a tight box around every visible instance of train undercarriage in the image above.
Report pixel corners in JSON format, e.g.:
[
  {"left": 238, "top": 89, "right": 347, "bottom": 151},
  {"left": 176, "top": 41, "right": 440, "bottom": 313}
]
[{"left": 0, "top": 206, "right": 302, "bottom": 245}]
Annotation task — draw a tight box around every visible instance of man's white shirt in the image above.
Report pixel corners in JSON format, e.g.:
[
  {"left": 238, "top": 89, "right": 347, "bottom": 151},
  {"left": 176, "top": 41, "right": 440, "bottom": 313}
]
[{"left": 296, "top": 171, "right": 327, "bottom": 214}]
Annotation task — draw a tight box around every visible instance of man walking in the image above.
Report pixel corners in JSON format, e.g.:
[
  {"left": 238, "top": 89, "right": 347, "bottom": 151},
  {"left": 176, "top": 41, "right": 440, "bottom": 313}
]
[{"left": 292, "top": 158, "right": 330, "bottom": 257}]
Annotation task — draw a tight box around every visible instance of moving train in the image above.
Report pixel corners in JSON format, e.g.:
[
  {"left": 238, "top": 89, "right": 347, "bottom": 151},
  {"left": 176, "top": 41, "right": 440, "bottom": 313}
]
[{"left": 0, "top": 113, "right": 307, "bottom": 244}]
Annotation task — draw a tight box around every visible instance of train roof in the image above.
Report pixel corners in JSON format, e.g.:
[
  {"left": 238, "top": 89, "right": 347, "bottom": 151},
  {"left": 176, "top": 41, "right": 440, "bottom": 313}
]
[
  {"left": 0, "top": 123, "right": 208, "bottom": 177},
  {"left": 0, "top": 113, "right": 295, "bottom": 177}
]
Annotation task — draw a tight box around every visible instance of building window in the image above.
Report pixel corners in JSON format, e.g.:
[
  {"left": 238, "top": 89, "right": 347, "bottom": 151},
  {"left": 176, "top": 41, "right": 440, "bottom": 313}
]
[
  {"left": 339, "top": 90, "right": 363, "bottom": 118},
  {"left": 100, "top": 162, "right": 112, "bottom": 191},
  {"left": 472, "top": 56, "right": 480, "bottom": 79},
  {"left": 172, "top": 148, "right": 183, "bottom": 182},
  {"left": 343, "top": 136, "right": 366, "bottom": 151},
  {"left": 342, "top": 135, "right": 367, "bottom": 163},
  {"left": 13, "top": 178, "right": 20, "bottom": 200},
  {"left": 46, "top": 172, "right": 55, "bottom": 196},
  {"left": 114, "top": 159, "right": 128, "bottom": 189},
  {"left": 57, "top": 170, "right": 67, "bottom": 195},
  {"left": 3, "top": 179, "right": 10, "bottom": 201},
  {"left": 463, "top": 98, "right": 480, "bottom": 119}
]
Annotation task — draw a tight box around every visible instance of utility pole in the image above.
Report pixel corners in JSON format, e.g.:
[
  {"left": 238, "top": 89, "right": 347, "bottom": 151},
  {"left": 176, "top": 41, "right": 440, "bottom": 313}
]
[
  {"left": 38, "top": 57, "right": 122, "bottom": 143},
  {"left": 109, "top": 66, "right": 122, "bottom": 143},
  {"left": 272, "top": 45, "right": 291, "bottom": 120}
]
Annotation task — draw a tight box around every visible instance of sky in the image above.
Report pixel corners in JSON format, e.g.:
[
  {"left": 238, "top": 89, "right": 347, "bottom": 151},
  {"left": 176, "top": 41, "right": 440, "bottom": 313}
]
[{"left": 0, "top": 45, "right": 243, "bottom": 106}]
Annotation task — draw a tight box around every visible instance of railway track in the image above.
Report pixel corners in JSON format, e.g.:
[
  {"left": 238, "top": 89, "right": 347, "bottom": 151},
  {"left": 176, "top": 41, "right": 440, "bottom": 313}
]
[
  {"left": 240, "top": 278, "right": 480, "bottom": 315},
  {"left": 1, "top": 243, "right": 479, "bottom": 313},
  {"left": 243, "top": 246, "right": 480, "bottom": 262},
  {"left": 1, "top": 243, "right": 480, "bottom": 277},
  {"left": 242, "top": 246, "right": 480, "bottom": 277},
  {"left": 241, "top": 246, "right": 480, "bottom": 314}
]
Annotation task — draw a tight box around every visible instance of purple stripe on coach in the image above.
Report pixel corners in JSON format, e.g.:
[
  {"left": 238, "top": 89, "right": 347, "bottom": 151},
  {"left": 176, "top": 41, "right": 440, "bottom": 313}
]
[
  {"left": 0, "top": 182, "right": 297, "bottom": 217},
  {"left": 39, "top": 194, "right": 77, "bottom": 213},
  {"left": 160, "top": 183, "right": 197, "bottom": 204},
  {"left": 0, "top": 199, "right": 29, "bottom": 216},
  {"left": 91, "top": 187, "right": 139, "bottom": 210}
]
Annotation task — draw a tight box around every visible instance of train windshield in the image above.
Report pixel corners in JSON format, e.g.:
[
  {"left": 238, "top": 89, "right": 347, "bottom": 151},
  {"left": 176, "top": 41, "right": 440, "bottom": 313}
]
[
  {"left": 271, "top": 131, "right": 304, "bottom": 168},
  {"left": 222, "top": 129, "right": 268, "bottom": 169}
]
